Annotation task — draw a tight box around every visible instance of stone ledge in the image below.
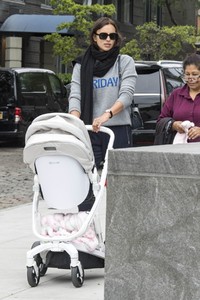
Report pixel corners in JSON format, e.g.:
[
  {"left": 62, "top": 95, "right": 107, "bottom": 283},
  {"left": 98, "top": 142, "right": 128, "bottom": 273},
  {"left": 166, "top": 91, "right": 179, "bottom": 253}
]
[{"left": 105, "top": 143, "right": 200, "bottom": 300}]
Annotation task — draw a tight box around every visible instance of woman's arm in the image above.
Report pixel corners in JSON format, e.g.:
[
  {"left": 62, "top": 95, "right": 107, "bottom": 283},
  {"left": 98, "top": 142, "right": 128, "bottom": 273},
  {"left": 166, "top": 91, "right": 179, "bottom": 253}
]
[
  {"left": 118, "top": 55, "right": 138, "bottom": 108},
  {"left": 68, "top": 63, "right": 81, "bottom": 116},
  {"left": 92, "top": 100, "right": 123, "bottom": 132}
]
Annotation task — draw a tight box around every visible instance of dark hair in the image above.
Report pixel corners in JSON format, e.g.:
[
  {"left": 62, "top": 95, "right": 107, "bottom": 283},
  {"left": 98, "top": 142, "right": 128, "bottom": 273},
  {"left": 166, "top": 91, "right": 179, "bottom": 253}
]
[
  {"left": 183, "top": 53, "right": 200, "bottom": 71},
  {"left": 90, "top": 17, "right": 122, "bottom": 47}
]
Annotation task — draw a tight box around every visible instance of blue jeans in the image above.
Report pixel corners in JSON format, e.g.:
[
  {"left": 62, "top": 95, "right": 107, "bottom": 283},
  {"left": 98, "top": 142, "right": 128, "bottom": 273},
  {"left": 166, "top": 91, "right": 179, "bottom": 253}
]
[{"left": 89, "top": 125, "right": 132, "bottom": 169}]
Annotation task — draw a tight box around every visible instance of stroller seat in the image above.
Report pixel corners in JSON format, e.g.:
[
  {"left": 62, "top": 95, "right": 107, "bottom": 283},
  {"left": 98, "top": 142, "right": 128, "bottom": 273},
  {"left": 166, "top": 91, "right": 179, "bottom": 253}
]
[{"left": 35, "top": 155, "right": 90, "bottom": 210}]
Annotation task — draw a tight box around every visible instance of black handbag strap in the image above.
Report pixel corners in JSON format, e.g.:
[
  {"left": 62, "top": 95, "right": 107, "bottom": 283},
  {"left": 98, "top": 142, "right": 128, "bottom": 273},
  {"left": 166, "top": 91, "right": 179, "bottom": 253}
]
[
  {"left": 118, "top": 54, "right": 122, "bottom": 84},
  {"left": 118, "top": 55, "right": 142, "bottom": 130}
]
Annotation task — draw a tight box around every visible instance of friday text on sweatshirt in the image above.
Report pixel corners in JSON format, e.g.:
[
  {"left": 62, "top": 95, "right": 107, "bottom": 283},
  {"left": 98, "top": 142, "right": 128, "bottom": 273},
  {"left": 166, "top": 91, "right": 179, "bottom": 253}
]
[{"left": 93, "top": 76, "right": 119, "bottom": 89}]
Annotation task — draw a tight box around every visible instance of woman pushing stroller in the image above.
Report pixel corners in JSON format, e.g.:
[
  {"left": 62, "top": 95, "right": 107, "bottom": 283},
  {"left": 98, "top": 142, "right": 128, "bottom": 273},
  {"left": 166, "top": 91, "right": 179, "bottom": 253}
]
[{"left": 69, "top": 16, "right": 137, "bottom": 169}]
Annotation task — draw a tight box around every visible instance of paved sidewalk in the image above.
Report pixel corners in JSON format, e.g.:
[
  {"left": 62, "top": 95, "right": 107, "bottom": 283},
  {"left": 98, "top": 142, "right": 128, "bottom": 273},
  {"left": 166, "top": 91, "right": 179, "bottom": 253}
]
[{"left": 0, "top": 200, "right": 106, "bottom": 300}]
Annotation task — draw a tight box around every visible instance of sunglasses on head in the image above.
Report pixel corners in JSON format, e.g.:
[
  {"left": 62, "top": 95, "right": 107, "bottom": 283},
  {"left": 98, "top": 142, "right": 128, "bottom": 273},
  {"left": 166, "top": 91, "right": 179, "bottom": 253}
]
[{"left": 95, "top": 32, "right": 118, "bottom": 40}]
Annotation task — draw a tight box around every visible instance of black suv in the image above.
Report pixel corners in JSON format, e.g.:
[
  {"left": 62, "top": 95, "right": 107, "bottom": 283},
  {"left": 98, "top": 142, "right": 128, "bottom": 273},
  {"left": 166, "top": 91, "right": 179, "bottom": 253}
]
[
  {"left": 0, "top": 68, "right": 68, "bottom": 145},
  {"left": 133, "top": 61, "right": 184, "bottom": 146}
]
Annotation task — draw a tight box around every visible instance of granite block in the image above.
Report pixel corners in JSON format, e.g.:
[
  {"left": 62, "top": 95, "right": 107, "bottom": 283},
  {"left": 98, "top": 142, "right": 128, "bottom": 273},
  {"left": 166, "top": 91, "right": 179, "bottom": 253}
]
[{"left": 104, "top": 143, "right": 200, "bottom": 300}]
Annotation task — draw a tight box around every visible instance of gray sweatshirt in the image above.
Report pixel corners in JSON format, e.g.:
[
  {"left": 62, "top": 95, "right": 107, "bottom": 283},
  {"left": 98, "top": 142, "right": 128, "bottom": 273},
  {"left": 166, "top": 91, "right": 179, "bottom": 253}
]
[{"left": 69, "top": 54, "right": 137, "bottom": 126}]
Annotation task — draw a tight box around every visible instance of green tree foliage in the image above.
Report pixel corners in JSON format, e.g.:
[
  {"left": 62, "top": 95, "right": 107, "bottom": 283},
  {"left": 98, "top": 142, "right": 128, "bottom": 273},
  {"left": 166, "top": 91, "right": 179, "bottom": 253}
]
[
  {"left": 45, "top": 0, "right": 116, "bottom": 66},
  {"left": 46, "top": 0, "right": 197, "bottom": 78},
  {"left": 120, "top": 39, "right": 141, "bottom": 60},
  {"left": 159, "top": 25, "right": 196, "bottom": 59},
  {"left": 121, "top": 22, "right": 196, "bottom": 60}
]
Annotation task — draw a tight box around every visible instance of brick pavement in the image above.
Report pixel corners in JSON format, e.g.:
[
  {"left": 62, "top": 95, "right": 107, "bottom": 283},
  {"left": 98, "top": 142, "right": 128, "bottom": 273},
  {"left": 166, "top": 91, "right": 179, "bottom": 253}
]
[{"left": 0, "top": 147, "right": 33, "bottom": 209}]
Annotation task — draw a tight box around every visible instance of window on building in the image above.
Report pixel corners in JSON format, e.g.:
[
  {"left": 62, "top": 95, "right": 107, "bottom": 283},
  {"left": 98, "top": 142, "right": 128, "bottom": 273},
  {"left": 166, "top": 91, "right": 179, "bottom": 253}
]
[
  {"left": 83, "top": 0, "right": 104, "bottom": 4},
  {"left": 115, "top": 0, "right": 134, "bottom": 24},
  {"left": 124, "top": 0, "right": 131, "bottom": 23},
  {"left": 145, "top": 0, "right": 162, "bottom": 25},
  {"left": 41, "top": 0, "right": 52, "bottom": 9},
  {"left": 145, "top": 0, "right": 151, "bottom": 22},
  {"left": 2, "top": 0, "right": 25, "bottom": 4},
  {"left": 113, "top": 0, "right": 121, "bottom": 22},
  {"left": 83, "top": 0, "right": 92, "bottom": 4},
  {"left": 110, "top": 0, "right": 118, "bottom": 19},
  {"left": 41, "top": 0, "right": 51, "bottom": 6}
]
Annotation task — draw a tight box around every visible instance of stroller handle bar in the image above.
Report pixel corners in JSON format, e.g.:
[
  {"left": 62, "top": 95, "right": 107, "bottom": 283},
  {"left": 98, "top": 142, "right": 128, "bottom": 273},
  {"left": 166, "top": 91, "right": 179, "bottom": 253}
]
[{"left": 85, "top": 125, "right": 115, "bottom": 152}]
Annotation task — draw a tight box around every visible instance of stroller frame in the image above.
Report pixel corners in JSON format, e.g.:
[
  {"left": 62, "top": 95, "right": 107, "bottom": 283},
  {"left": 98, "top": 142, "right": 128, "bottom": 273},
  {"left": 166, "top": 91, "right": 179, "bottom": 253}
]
[{"left": 24, "top": 113, "right": 114, "bottom": 288}]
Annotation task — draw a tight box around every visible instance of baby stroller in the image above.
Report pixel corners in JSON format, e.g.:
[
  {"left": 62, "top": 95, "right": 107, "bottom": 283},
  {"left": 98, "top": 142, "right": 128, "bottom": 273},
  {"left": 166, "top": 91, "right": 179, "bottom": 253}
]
[{"left": 23, "top": 112, "right": 114, "bottom": 288}]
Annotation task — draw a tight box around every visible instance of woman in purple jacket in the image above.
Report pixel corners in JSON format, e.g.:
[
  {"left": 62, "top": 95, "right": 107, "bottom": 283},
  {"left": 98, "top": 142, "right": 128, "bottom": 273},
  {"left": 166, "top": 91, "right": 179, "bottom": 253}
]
[{"left": 157, "top": 53, "right": 200, "bottom": 143}]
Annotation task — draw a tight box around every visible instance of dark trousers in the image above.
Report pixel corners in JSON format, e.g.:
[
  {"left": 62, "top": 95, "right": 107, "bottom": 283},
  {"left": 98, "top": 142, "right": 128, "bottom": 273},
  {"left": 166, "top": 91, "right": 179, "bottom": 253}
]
[
  {"left": 89, "top": 125, "right": 132, "bottom": 169},
  {"left": 78, "top": 125, "right": 132, "bottom": 211}
]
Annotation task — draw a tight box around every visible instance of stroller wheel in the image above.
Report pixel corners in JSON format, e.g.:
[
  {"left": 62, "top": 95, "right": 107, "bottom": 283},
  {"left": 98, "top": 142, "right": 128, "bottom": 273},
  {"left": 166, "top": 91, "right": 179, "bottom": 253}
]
[
  {"left": 71, "top": 264, "right": 84, "bottom": 288},
  {"left": 27, "top": 266, "right": 40, "bottom": 287},
  {"left": 31, "top": 241, "right": 48, "bottom": 277}
]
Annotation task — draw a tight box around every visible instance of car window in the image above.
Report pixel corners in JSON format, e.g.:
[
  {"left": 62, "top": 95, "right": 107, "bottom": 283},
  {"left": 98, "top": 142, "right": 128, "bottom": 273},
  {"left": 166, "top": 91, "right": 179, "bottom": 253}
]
[
  {"left": 18, "top": 73, "right": 47, "bottom": 93},
  {"left": 162, "top": 67, "right": 184, "bottom": 95},
  {"left": 0, "top": 71, "right": 14, "bottom": 105},
  {"left": 48, "top": 73, "right": 62, "bottom": 95},
  {"left": 135, "top": 70, "right": 160, "bottom": 93},
  {"left": 18, "top": 72, "right": 48, "bottom": 106}
]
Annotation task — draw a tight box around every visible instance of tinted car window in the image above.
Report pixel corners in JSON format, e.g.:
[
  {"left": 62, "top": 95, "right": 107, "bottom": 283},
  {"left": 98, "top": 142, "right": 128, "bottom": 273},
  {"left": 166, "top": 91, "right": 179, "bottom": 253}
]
[
  {"left": 163, "top": 67, "right": 183, "bottom": 95},
  {"left": 0, "top": 71, "right": 14, "bottom": 105},
  {"left": 18, "top": 73, "right": 47, "bottom": 92},
  {"left": 135, "top": 70, "right": 160, "bottom": 93},
  {"left": 18, "top": 72, "right": 48, "bottom": 106},
  {"left": 49, "top": 73, "right": 62, "bottom": 95}
]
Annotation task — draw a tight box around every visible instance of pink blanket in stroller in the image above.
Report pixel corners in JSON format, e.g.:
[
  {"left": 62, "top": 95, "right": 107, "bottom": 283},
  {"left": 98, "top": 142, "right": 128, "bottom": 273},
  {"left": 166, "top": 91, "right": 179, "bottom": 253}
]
[{"left": 41, "top": 212, "right": 98, "bottom": 252}]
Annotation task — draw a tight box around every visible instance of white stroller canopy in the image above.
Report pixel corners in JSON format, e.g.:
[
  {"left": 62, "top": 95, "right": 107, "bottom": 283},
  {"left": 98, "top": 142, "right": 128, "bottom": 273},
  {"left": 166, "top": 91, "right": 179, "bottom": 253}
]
[{"left": 23, "top": 113, "right": 95, "bottom": 173}]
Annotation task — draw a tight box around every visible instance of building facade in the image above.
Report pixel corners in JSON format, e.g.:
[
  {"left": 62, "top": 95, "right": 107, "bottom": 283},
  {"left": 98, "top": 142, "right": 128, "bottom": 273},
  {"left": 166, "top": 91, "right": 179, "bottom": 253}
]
[
  {"left": 0, "top": 0, "right": 54, "bottom": 69},
  {"left": 0, "top": 0, "right": 198, "bottom": 72}
]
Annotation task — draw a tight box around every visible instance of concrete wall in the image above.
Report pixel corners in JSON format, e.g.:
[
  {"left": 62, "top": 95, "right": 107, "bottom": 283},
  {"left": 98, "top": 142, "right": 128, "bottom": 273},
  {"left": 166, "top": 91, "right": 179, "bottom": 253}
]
[{"left": 105, "top": 143, "right": 200, "bottom": 300}]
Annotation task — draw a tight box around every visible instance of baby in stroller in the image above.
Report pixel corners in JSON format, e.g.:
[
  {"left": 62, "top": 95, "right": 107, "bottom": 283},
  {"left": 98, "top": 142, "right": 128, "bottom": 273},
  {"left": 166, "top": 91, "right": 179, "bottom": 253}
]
[{"left": 23, "top": 112, "right": 114, "bottom": 288}]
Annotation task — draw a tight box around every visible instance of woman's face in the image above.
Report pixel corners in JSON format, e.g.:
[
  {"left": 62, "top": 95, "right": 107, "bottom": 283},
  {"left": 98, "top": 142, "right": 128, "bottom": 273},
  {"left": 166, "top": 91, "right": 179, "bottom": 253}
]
[
  {"left": 184, "top": 64, "right": 200, "bottom": 91},
  {"left": 93, "top": 24, "right": 117, "bottom": 52}
]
